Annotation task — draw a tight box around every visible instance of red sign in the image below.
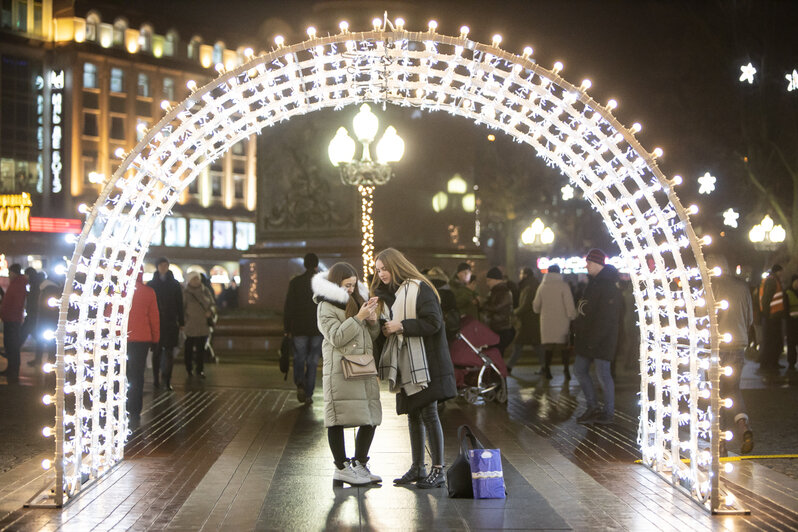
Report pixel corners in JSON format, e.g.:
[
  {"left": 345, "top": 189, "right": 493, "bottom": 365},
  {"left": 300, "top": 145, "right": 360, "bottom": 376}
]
[{"left": 29, "top": 217, "right": 82, "bottom": 234}]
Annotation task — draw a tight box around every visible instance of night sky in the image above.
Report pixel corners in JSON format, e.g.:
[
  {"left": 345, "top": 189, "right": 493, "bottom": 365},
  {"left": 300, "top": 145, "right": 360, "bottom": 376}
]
[{"left": 96, "top": 0, "right": 798, "bottom": 266}]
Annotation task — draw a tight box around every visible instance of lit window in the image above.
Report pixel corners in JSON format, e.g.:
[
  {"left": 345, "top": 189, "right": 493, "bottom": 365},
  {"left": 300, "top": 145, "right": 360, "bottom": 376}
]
[
  {"left": 83, "top": 63, "right": 98, "bottom": 89},
  {"left": 189, "top": 218, "right": 211, "bottom": 248},
  {"left": 137, "top": 73, "right": 150, "bottom": 97},
  {"left": 212, "top": 42, "right": 224, "bottom": 64},
  {"left": 163, "top": 76, "right": 175, "bottom": 101},
  {"left": 213, "top": 220, "right": 234, "bottom": 249},
  {"left": 235, "top": 222, "right": 255, "bottom": 251},
  {"left": 163, "top": 216, "right": 186, "bottom": 247},
  {"left": 110, "top": 67, "right": 124, "bottom": 93}
]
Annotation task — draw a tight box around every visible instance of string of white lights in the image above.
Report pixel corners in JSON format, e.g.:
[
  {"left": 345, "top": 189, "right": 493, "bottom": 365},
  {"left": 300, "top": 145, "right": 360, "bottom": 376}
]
[{"left": 43, "top": 22, "right": 732, "bottom": 511}]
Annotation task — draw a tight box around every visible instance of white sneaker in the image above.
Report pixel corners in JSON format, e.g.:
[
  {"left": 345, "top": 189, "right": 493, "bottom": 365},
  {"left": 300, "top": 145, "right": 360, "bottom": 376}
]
[
  {"left": 333, "top": 461, "right": 370, "bottom": 486},
  {"left": 352, "top": 460, "right": 382, "bottom": 483}
]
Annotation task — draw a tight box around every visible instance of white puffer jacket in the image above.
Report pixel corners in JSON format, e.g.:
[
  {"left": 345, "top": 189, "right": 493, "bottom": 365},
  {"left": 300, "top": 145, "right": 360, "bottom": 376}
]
[{"left": 312, "top": 272, "right": 382, "bottom": 428}]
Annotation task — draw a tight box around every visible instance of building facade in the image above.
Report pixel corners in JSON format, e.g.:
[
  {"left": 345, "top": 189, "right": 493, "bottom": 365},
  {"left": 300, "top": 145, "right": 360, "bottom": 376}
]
[{"left": 0, "top": 0, "right": 257, "bottom": 285}]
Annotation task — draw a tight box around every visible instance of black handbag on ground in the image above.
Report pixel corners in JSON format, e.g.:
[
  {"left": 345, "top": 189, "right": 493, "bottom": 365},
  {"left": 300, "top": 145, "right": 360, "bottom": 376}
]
[
  {"left": 279, "top": 335, "right": 292, "bottom": 380},
  {"left": 447, "top": 424, "right": 484, "bottom": 498}
]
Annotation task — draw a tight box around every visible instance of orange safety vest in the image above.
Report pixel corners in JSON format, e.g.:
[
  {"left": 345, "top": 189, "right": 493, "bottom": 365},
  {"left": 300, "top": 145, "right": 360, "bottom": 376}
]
[{"left": 759, "top": 275, "right": 785, "bottom": 315}]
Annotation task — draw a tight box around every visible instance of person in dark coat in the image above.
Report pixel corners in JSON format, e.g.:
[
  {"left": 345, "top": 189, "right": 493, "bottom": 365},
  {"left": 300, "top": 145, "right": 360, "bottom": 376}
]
[
  {"left": 127, "top": 271, "right": 160, "bottom": 429},
  {"left": 0, "top": 264, "right": 27, "bottom": 379},
  {"left": 372, "top": 248, "right": 457, "bottom": 489},
  {"left": 572, "top": 249, "right": 622, "bottom": 425},
  {"left": 284, "top": 252, "right": 323, "bottom": 404},
  {"left": 757, "top": 264, "right": 786, "bottom": 374},
  {"left": 147, "top": 257, "right": 184, "bottom": 390},
  {"left": 20, "top": 267, "right": 39, "bottom": 349},
  {"left": 481, "top": 267, "right": 516, "bottom": 357},
  {"left": 425, "top": 266, "right": 460, "bottom": 342},
  {"left": 507, "top": 267, "right": 542, "bottom": 374}
]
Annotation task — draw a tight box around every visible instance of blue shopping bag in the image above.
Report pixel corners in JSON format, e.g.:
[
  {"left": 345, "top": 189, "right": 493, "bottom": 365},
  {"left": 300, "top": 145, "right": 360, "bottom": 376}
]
[{"left": 468, "top": 449, "right": 506, "bottom": 499}]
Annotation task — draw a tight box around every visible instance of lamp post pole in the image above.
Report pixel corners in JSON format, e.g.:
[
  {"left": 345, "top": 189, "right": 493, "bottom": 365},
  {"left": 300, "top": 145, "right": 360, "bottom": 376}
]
[{"left": 328, "top": 104, "right": 404, "bottom": 278}]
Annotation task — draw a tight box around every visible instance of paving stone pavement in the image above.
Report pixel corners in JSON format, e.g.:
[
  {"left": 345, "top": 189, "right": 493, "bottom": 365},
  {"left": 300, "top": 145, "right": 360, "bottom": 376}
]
[{"left": 1, "top": 347, "right": 798, "bottom": 530}]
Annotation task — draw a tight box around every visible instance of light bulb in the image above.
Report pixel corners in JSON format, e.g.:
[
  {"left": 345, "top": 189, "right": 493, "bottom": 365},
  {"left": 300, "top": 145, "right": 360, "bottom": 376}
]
[
  {"left": 687, "top": 204, "right": 699, "bottom": 215},
  {"left": 723, "top": 365, "right": 733, "bottom": 377},
  {"left": 700, "top": 389, "right": 710, "bottom": 399},
  {"left": 160, "top": 100, "right": 170, "bottom": 110},
  {"left": 395, "top": 18, "right": 405, "bottom": 29},
  {"left": 460, "top": 26, "right": 470, "bottom": 37},
  {"left": 43, "top": 362, "right": 54, "bottom": 373},
  {"left": 631, "top": 122, "right": 642, "bottom": 133},
  {"left": 581, "top": 79, "right": 592, "bottom": 90},
  {"left": 724, "top": 462, "right": 734, "bottom": 473},
  {"left": 214, "top": 63, "right": 224, "bottom": 73},
  {"left": 307, "top": 26, "right": 316, "bottom": 38},
  {"left": 553, "top": 61, "right": 563, "bottom": 73},
  {"left": 702, "top": 235, "right": 712, "bottom": 246},
  {"left": 724, "top": 431, "right": 734, "bottom": 441},
  {"left": 243, "top": 47, "right": 254, "bottom": 58},
  {"left": 607, "top": 99, "right": 618, "bottom": 110},
  {"left": 712, "top": 267, "right": 722, "bottom": 277},
  {"left": 653, "top": 147, "right": 663, "bottom": 158},
  {"left": 372, "top": 18, "right": 382, "bottom": 29},
  {"left": 722, "top": 332, "right": 733, "bottom": 343},
  {"left": 42, "top": 394, "right": 53, "bottom": 405},
  {"left": 41, "top": 459, "right": 52, "bottom": 470},
  {"left": 78, "top": 203, "right": 89, "bottom": 215},
  {"left": 522, "top": 46, "right": 533, "bottom": 58},
  {"left": 339, "top": 21, "right": 349, "bottom": 32},
  {"left": 672, "top": 175, "right": 683, "bottom": 185},
  {"left": 723, "top": 398, "right": 733, "bottom": 408},
  {"left": 492, "top": 34, "right": 502, "bottom": 46},
  {"left": 42, "top": 426, "right": 53, "bottom": 437},
  {"left": 428, "top": 20, "right": 438, "bottom": 31},
  {"left": 114, "top": 147, "right": 125, "bottom": 158}
]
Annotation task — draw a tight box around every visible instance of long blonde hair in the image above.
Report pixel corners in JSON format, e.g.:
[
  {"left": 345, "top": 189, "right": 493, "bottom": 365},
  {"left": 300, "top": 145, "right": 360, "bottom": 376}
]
[{"left": 370, "top": 248, "right": 439, "bottom": 301}]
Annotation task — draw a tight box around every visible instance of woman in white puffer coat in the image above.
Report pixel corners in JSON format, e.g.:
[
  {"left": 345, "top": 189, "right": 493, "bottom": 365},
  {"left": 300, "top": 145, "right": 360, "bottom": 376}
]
[{"left": 312, "top": 262, "right": 382, "bottom": 486}]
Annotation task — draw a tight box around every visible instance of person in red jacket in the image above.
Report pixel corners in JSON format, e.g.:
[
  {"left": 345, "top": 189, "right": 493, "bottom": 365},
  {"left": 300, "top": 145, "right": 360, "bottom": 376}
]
[
  {"left": 126, "top": 271, "right": 160, "bottom": 428},
  {"left": 0, "top": 264, "right": 28, "bottom": 380}
]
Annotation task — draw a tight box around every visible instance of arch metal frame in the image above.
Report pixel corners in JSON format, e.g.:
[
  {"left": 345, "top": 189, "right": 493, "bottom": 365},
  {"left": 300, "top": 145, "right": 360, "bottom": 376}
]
[{"left": 47, "top": 26, "right": 726, "bottom": 511}]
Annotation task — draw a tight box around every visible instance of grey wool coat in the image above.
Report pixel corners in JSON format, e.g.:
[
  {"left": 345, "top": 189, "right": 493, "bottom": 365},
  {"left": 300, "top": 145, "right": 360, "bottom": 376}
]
[{"left": 312, "top": 272, "right": 382, "bottom": 428}]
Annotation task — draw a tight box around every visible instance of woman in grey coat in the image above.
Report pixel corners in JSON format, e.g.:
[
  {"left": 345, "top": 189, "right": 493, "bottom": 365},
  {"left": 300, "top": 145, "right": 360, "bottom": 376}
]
[
  {"left": 313, "top": 262, "right": 382, "bottom": 486},
  {"left": 183, "top": 271, "right": 216, "bottom": 378}
]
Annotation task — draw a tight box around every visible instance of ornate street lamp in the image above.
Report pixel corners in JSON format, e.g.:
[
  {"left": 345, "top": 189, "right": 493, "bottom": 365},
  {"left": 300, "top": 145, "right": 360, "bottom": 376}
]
[
  {"left": 748, "top": 214, "right": 786, "bottom": 251},
  {"left": 521, "top": 217, "right": 555, "bottom": 251},
  {"left": 431, "top": 173, "right": 479, "bottom": 246},
  {"left": 328, "top": 103, "right": 405, "bottom": 277}
]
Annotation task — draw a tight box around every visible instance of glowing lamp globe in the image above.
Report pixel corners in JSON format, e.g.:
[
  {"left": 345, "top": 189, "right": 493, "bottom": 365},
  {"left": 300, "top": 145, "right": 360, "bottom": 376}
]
[
  {"left": 432, "top": 191, "right": 448, "bottom": 213},
  {"left": 531, "top": 217, "right": 544, "bottom": 234},
  {"left": 375, "top": 126, "right": 405, "bottom": 164},
  {"left": 748, "top": 225, "right": 765, "bottom": 243},
  {"left": 770, "top": 224, "right": 786, "bottom": 243},
  {"left": 328, "top": 127, "right": 356, "bottom": 167},
  {"left": 760, "top": 214, "right": 774, "bottom": 232},
  {"left": 462, "top": 193, "right": 476, "bottom": 213},
  {"left": 521, "top": 226, "right": 536, "bottom": 245},
  {"left": 447, "top": 174, "right": 468, "bottom": 194},
  {"left": 541, "top": 227, "right": 555, "bottom": 245},
  {"left": 352, "top": 103, "right": 379, "bottom": 144}
]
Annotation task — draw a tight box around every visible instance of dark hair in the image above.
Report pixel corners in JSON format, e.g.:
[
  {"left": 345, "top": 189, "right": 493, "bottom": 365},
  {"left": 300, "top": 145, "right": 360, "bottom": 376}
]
[
  {"left": 326, "top": 262, "right": 363, "bottom": 318},
  {"left": 24, "top": 267, "right": 36, "bottom": 277},
  {"left": 304, "top": 253, "right": 319, "bottom": 270},
  {"left": 548, "top": 264, "right": 561, "bottom": 273},
  {"left": 520, "top": 267, "right": 534, "bottom": 278},
  {"left": 772, "top": 264, "right": 783, "bottom": 273},
  {"left": 155, "top": 257, "right": 169, "bottom": 267},
  {"left": 9, "top": 263, "right": 21, "bottom": 275}
]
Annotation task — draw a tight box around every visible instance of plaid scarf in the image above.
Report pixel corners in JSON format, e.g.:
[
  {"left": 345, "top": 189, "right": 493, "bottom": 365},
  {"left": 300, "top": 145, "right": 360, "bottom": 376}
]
[{"left": 378, "top": 280, "right": 430, "bottom": 395}]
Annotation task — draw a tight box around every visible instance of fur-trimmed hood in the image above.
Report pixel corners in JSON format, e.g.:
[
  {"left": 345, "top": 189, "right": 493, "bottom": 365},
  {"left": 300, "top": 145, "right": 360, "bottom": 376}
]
[{"left": 312, "top": 271, "right": 369, "bottom": 309}]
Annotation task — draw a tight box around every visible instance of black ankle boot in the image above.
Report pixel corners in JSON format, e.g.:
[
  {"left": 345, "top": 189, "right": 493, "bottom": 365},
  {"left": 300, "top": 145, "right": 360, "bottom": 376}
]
[
  {"left": 393, "top": 464, "right": 427, "bottom": 485},
  {"left": 416, "top": 466, "right": 445, "bottom": 489}
]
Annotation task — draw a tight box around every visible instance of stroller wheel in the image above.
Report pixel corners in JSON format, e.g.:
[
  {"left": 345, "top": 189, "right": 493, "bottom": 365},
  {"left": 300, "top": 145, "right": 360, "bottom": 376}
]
[
  {"left": 482, "top": 389, "right": 496, "bottom": 402},
  {"left": 496, "top": 381, "right": 508, "bottom": 404},
  {"left": 463, "top": 387, "right": 480, "bottom": 404}
]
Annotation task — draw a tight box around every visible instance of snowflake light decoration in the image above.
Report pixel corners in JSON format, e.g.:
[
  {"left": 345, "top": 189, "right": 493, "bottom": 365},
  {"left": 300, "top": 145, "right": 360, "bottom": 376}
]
[
  {"left": 787, "top": 69, "right": 798, "bottom": 92},
  {"left": 561, "top": 184, "right": 574, "bottom": 200},
  {"left": 698, "top": 172, "right": 716, "bottom": 194},
  {"left": 41, "top": 18, "right": 727, "bottom": 514},
  {"left": 739, "top": 63, "right": 756, "bottom": 84},
  {"left": 722, "top": 208, "right": 739, "bottom": 228}
]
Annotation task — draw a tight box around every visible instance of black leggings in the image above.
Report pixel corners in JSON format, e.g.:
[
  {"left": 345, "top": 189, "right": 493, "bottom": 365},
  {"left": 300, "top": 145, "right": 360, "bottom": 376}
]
[
  {"left": 408, "top": 401, "right": 444, "bottom": 467},
  {"left": 327, "top": 425, "right": 376, "bottom": 469}
]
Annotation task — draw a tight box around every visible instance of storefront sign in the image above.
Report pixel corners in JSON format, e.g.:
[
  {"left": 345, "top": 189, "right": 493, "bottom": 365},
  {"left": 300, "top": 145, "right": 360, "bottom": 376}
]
[
  {"left": 35, "top": 75, "right": 45, "bottom": 194},
  {"left": 0, "top": 193, "right": 32, "bottom": 231},
  {"left": 50, "top": 70, "right": 64, "bottom": 194}
]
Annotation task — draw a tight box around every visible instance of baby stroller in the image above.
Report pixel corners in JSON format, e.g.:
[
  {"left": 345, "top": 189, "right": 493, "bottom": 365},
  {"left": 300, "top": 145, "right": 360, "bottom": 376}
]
[{"left": 450, "top": 316, "right": 509, "bottom": 404}]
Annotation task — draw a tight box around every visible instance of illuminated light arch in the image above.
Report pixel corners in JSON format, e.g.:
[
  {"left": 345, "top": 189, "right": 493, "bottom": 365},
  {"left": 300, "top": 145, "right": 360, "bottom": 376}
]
[{"left": 48, "top": 24, "right": 727, "bottom": 511}]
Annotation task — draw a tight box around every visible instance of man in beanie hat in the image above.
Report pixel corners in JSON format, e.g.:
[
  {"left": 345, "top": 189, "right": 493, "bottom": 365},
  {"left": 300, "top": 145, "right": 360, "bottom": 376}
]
[
  {"left": 482, "top": 266, "right": 516, "bottom": 357},
  {"left": 572, "top": 249, "right": 622, "bottom": 425},
  {"left": 450, "top": 262, "right": 479, "bottom": 319}
]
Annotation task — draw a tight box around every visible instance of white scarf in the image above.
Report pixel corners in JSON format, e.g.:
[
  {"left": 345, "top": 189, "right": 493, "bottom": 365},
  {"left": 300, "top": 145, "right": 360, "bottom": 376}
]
[{"left": 378, "top": 280, "right": 430, "bottom": 395}]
